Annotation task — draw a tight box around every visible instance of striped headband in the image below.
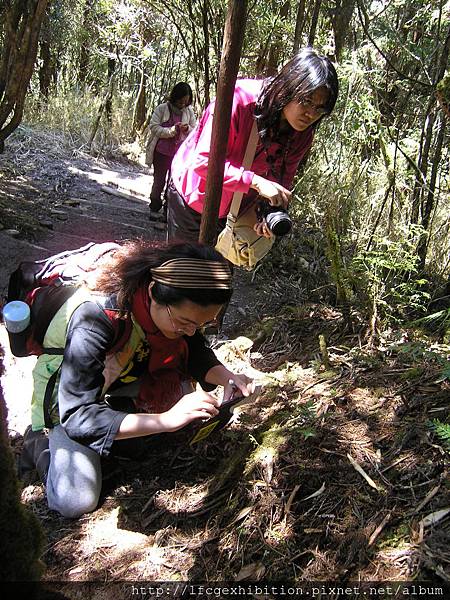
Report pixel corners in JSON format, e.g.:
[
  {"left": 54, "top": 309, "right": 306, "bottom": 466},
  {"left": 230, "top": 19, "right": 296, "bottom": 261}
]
[{"left": 151, "top": 259, "right": 233, "bottom": 289}]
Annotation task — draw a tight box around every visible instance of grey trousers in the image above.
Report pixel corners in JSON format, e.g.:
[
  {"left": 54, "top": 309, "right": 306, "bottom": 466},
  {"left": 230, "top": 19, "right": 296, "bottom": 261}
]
[
  {"left": 46, "top": 425, "right": 102, "bottom": 519},
  {"left": 166, "top": 182, "right": 226, "bottom": 243},
  {"left": 166, "top": 182, "right": 202, "bottom": 243},
  {"left": 44, "top": 379, "right": 194, "bottom": 518}
]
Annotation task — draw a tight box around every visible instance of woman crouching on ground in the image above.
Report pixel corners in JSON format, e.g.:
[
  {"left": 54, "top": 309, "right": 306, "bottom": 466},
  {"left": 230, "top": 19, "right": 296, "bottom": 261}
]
[{"left": 25, "top": 241, "right": 253, "bottom": 518}]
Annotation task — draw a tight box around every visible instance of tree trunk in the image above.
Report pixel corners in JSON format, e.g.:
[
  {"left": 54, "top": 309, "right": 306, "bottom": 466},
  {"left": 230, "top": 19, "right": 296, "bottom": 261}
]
[
  {"left": 0, "top": 0, "right": 50, "bottom": 152},
  {"left": 417, "top": 113, "right": 446, "bottom": 269},
  {"left": 256, "top": 1, "right": 290, "bottom": 76},
  {"left": 266, "top": 1, "right": 290, "bottom": 75},
  {"left": 105, "top": 49, "right": 116, "bottom": 127},
  {"left": 410, "top": 108, "right": 434, "bottom": 224},
  {"left": 78, "top": 0, "right": 93, "bottom": 87},
  {"left": 88, "top": 74, "right": 115, "bottom": 151},
  {"left": 132, "top": 63, "right": 147, "bottom": 137},
  {"left": 202, "top": 0, "right": 211, "bottom": 106},
  {"left": 308, "top": 0, "right": 322, "bottom": 47},
  {"left": 293, "top": 0, "right": 306, "bottom": 54},
  {"left": 186, "top": 0, "right": 206, "bottom": 107},
  {"left": 331, "top": 0, "right": 355, "bottom": 61},
  {"left": 38, "top": 12, "right": 53, "bottom": 100},
  {"left": 411, "top": 22, "right": 450, "bottom": 225},
  {"left": 199, "top": 0, "right": 248, "bottom": 246}
]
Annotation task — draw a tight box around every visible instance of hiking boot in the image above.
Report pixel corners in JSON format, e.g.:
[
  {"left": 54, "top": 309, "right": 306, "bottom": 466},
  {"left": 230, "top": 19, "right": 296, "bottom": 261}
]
[
  {"left": 35, "top": 448, "right": 50, "bottom": 485},
  {"left": 18, "top": 425, "right": 50, "bottom": 484},
  {"left": 149, "top": 209, "right": 165, "bottom": 222}
]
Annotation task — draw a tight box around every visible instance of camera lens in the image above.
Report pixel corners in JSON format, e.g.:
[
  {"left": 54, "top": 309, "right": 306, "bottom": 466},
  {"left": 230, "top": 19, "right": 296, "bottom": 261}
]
[{"left": 265, "top": 211, "right": 292, "bottom": 236}]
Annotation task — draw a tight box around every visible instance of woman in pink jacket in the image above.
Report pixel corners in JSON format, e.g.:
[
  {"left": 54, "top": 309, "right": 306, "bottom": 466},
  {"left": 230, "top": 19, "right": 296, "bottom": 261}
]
[{"left": 167, "top": 48, "right": 339, "bottom": 243}]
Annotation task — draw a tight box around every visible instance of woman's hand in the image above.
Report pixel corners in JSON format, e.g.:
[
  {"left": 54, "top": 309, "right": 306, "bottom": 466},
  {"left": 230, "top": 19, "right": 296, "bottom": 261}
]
[
  {"left": 159, "top": 390, "right": 219, "bottom": 432},
  {"left": 253, "top": 220, "right": 273, "bottom": 239},
  {"left": 223, "top": 374, "right": 255, "bottom": 403},
  {"left": 175, "top": 122, "right": 189, "bottom": 137},
  {"left": 250, "top": 175, "right": 291, "bottom": 208}
]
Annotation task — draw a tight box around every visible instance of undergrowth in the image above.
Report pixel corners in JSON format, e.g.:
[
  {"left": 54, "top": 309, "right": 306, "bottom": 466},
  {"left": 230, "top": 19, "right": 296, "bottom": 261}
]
[{"left": 429, "top": 419, "right": 450, "bottom": 454}]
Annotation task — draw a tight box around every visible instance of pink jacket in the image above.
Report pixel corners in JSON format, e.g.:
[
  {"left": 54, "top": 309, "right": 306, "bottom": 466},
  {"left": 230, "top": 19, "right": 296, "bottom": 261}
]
[{"left": 171, "top": 79, "right": 314, "bottom": 218}]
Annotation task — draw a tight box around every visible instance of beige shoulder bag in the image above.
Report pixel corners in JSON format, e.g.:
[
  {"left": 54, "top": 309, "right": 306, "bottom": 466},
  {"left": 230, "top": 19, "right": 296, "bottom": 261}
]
[{"left": 215, "top": 121, "right": 274, "bottom": 270}]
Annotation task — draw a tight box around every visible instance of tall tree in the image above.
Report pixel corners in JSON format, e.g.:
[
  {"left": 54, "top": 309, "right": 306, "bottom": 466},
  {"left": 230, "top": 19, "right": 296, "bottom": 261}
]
[
  {"left": 293, "top": 0, "right": 306, "bottom": 54},
  {"left": 308, "top": 0, "right": 322, "bottom": 47},
  {"left": 0, "top": 0, "right": 49, "bottom": 151},
  {"left": 331, "top": 0, "right": 355, "bottom": 61},
  {"left": 78, "top": 0, "right": 94, "bottom": 87},
  {"left": 199, "top": 0, "right": 248, "bottom": 245}
]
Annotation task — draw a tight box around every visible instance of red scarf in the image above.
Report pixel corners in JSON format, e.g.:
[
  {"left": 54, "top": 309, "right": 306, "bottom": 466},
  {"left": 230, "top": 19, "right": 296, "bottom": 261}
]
[{"left": 131, "top": 286, "right": 189, "bottom": 413}]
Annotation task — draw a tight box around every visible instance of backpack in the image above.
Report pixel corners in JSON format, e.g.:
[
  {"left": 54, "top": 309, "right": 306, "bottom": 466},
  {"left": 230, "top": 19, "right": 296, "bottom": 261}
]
[{"left": 4, "top": 242, "right": 130, "bottom": 357}]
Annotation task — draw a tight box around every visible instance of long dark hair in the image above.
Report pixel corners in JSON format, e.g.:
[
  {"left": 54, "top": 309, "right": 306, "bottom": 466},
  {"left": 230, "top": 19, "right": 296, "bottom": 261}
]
[
  {"left": 169, "top": 82, "right": 193, "bottom": 106},
  {"left": 94, "top": 240, "right": 232, "bottom": 310},
  {"left": 255, "top": 48, "right": 339, "bottom": 141}
]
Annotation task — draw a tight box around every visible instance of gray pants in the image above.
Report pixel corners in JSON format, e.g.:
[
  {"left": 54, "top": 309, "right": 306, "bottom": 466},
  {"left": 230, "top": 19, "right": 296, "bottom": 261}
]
[
  {"left": 46, "top": 425, "right": 102, "bottom": 519},
  {"left": 44, "top": 379, "right": 194, "bottom": 518},
  {"left": 166, "top": 182, "right": 226, "bottom": 243}
]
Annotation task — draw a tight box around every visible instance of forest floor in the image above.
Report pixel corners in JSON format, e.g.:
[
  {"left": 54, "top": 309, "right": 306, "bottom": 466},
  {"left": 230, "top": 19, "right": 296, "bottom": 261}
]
[{"left": 1, "top": 126, "right": 449, "bottom": 599}]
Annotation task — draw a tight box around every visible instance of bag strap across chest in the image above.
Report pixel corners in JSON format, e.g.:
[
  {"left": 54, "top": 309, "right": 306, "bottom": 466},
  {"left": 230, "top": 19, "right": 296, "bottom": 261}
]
[{"left": 227, "top": 121, "right": 259, "bottom": 221}]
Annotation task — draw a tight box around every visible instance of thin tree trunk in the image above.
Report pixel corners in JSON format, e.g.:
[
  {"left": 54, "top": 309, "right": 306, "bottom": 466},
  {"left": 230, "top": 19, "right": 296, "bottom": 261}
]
[
  {"left": 266, "top": 1, "right": 290, "bottom": 75},
  {"left": 157, "top": 39, "right": 173, "bottom": 105},
  {"left": 411, "top": 22, "right": 450, "bottom": 225},
  {"left": 332, "top": 0, "right": 356, "bottom": 61},
  {"left": 256, "top": 1, "right": 290, "bottom": 76},
  {"left": 293, "top": 0, "right": 306, "bottom": 54},
  {"left": 39, "top": 38, "right": 52, "bottom": 99},
  {"left": 366, "top": 182, "right": 394, "bottom": 251},
  {"left": 417, "top": 114, "right": 447, "bottom": 269},
  {"left": 88, "top": 74, "right": 114, "bottom": 151},
  {"left": 410, "top": 108, "right": 435, "bottom": 224},
  {"left": 78, "top": 0, "right": 93, "bottom": 87},
  {"left": 132, "top": 63, "right": 147, "bottom": 137},
  {"left": 202, "top": 0, "right": 211, "bottom": 106},
  {"left": 199, "top": 0, "right": 248, "bottom": 246},
  {"left": 105, "top": 49, "right": 116, "bottom": 126},
  {"left": 0, "top": 0, "right": 50, "bottom": 152},
  {"left": 308, "top": 0, "right": 322, "bottom": 47},
  {"left": 186, "top": 0, "right": 204, "bottom": 104}
]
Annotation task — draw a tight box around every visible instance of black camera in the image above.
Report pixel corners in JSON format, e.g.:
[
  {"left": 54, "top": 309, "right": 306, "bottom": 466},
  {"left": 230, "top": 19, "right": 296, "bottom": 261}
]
[{"left": 255, "top": 200, "right": 292, "bottom": 237}]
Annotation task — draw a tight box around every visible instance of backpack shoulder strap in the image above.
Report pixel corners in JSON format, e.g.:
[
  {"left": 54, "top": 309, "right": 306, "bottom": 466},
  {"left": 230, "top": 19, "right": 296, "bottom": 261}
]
[
  {"left": 32, "top": 285, "right": 79, "bottom": 352},
  {"left": 94, "top": 294, "right": 133, "bottom": 355}
]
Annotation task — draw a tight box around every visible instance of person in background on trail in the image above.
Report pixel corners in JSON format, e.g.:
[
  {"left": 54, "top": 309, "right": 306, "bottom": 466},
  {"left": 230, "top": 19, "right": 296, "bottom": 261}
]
[
  {"left": 145, "top": 82, "right": 197, "bottom": 222},
  {"left": 166, "top": 48, "right": 339, "bottom": 243},
  {"left": 20, "top": 241, "right": 253, "bottom": 519}
]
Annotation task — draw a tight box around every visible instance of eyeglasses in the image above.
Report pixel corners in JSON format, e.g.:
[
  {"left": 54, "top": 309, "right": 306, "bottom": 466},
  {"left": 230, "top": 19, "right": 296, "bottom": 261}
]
[
  {"left": 298, "top": 96, "right": 329, "bottom": 116},
  {"left": 166, "top": 304, "right": 218, "bottom": 335}
]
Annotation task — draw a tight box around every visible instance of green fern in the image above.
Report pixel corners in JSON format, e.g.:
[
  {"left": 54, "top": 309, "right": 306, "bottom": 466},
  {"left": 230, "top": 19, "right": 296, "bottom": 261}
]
[
  {"left": 428, "top": 419, "right": 450, "bottom": 453},
  {"left": 412, "top": 307, "right": 450, "bottom": 329}
]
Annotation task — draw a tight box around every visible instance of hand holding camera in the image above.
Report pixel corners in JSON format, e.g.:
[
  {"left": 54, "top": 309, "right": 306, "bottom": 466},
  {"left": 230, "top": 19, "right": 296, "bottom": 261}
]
[
  {"left": 176, "top": 122, "right": 189, "bottom": 136},
  {"left": 255, "top": 198, "right": 292, "bottom": 237},
  {"left": 250, "top": 175, "right": 291, "bottom": 208}
]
